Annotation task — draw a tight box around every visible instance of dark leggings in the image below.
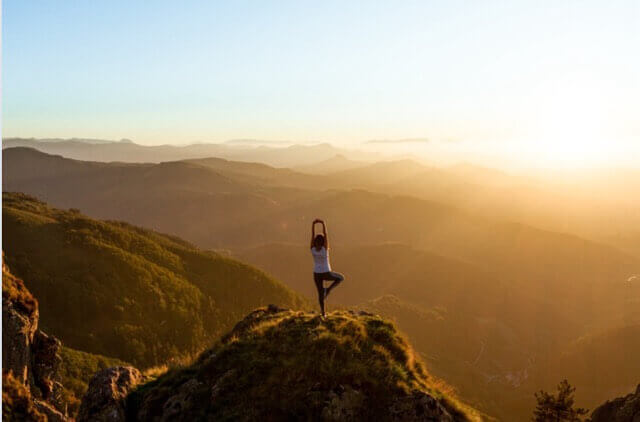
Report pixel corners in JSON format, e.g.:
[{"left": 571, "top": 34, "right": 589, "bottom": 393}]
[{"left": 314, "top": 271, "right": 344, "bottom": 315}]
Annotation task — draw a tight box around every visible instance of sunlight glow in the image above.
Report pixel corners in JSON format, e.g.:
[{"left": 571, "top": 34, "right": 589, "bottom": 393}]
[{"left": 519, "top": 74, "right": 619, "bottom": 168}]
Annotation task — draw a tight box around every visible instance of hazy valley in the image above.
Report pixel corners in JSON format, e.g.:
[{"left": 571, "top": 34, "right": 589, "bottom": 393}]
[{"left": 3, "top": 140, "right": 639, "bottom": 420}]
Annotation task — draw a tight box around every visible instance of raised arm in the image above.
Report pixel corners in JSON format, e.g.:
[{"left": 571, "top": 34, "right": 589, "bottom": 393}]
[
  {"left": 321, "top": 220, "right": 329, "bottom": 249},
  {"left": 310, "top": 219, "right": 317, "bottom": 248}
]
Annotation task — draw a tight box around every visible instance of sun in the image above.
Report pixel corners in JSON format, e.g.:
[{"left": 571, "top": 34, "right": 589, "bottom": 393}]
[
  {"left": 527, "top": 123, "right": 610, "bottom": 169},
  {"left": 518, "top": 78, "right": 617, "bottom": 168}
]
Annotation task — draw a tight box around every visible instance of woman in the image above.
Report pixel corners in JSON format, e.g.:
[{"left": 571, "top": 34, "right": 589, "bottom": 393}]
[{"left": 310, "top": 218, "right": 345, "bottom": 318}]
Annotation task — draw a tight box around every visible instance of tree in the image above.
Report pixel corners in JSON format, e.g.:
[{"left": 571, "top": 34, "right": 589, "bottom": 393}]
[{"left": 533, "top": 379, "right": 588, "bottom": 422}]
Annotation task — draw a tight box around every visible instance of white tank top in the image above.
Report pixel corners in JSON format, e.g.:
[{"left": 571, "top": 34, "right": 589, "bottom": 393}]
[{"left": 311, "top": 246, "right": 331, "bottom": 273}]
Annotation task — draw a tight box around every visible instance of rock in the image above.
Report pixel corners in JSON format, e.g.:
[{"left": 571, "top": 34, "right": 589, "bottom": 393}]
[
  {"left": 49, "top": 381, "right": 69, "bottom": 417},
  {"left": 2, "top": 259, "right": 69, "bottom": 419},
  {"left": 134, "top": 375, "right": 208, "bottom": 422},
  {"left": 33, "top": 399, "right": 66, "bottom": 422},
  {"left": 320, "top": 386, "right": 364, "bottom": 421},
  {"left": 267, "top": 303, "right": 286, "bottom": 313},
  {"left": 591, "top": 384, "right": 640, "bottom": 422},
  {"left": 159, "top": 379, "right": 204, "bottom": 421},
  {"left": 32, "top": 330, "right": 63, "bottom": 400},
  {"left": 77, "top": 366, "right": 143, "bottom": 422},
  {"left": 389, "top": 391, "right": 455, "bottom": 421},
  {"left": 210, "top": 369, "right": 236, "bottom": 401},
  {"left": 2, "top": 271, "right": 39, "bottom": 386},
  {"left": 2, "top": 370, "right": 46, "bottom": 422}
]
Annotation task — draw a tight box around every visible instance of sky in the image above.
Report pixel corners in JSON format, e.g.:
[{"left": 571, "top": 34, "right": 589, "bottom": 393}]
[{"left": 3, "top": 1, "right": 639, "bottom": 167}]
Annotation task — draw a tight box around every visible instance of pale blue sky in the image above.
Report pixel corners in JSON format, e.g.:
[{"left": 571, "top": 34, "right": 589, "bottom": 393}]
[{"left": 2, "top": 1, "right": 639, "bottom": 166}]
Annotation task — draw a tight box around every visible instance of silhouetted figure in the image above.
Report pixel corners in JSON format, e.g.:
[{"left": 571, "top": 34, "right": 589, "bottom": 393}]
[{"left": 310, "top": 219, "right": 344, "bottom": 318}]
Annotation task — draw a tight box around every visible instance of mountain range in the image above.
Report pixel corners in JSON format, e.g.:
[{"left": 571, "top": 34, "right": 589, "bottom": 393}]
[
  {"left": 5, "top": 139, "right": 640, "bottom": 247},
  {"left": 3, "top": 144, "right": 639, "bottom": 420},
  {"left": 2, "top": 137, "right": 382, "bottom": 168}
]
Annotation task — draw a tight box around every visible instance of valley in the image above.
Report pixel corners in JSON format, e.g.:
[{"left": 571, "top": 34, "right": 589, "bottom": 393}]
[{"left": 3, "top": 143, "right": 639, "bottom": 420}]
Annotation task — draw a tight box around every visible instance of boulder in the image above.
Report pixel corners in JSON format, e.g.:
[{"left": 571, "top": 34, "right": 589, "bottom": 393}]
[{"left": 77, "top": 366, "right": 143, "bottom": 422}]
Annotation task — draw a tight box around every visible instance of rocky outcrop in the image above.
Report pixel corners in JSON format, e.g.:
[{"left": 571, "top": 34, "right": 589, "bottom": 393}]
[
  {"left": 32, "top": 331, "right": 63, "bottom": 400},
  {"left": 591, "top": 385, "right": 640, "bottom": 422},
  {"left": 3, "top": 264, "right": 39, "bottom": 386},
  {"left": 2, "top": 371, "right": 46, "bottom": 422},
  {"left": 32, "top": 400, "right": 66, "bottom": 422},
  {"left": 2, "top": 258, "right": 68, "bottom": 421},
  {"left": 320, "top": 385, "right": 365, "bottom": 421},
  {"left": 98, "top": 306, "right": 476, "bottom": 421},
  {"left": 134, "top": 377, "right": 205, "bottom": 422},
  {"left": 77, "top": 366, "right": 143, "bottom": 422},
  {"left": 389, "top": 391, "right": 455, "bottom": 421}
]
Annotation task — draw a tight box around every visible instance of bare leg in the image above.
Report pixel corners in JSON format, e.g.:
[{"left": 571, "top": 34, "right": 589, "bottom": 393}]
[
  {"left": 314, "top": 275, "right": 325, "bottom": 317},
  {"left": 326, "top": 272, "right": 345, "bottom": 296}
]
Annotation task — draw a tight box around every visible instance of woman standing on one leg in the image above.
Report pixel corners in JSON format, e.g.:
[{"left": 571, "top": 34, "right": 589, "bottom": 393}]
[{"left": 310, "top": 219, "right": 345, "bottom": 318}]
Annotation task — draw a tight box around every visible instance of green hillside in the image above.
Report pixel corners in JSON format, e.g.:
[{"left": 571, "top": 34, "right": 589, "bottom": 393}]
[
  {"left": 124, "top": 306, "right": 482, "bottom": 421},
  {"left": 2, "top": 192, "right": 305, "bottom": 367}
]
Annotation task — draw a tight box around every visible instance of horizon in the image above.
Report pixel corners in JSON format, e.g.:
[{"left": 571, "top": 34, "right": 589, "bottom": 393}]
[
  {"left": 3, "top": 4, "right": 640, "bottom": 418},
  {"left": 3, "top": 1, "right": 640, "bottom": 169},
  {"left": 5, "top": 136, "right": 640, "bottom": 175}
]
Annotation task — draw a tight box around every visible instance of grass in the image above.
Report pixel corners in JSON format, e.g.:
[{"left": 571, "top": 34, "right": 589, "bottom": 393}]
[
  {"left": 126, "top": 306, "right": 482, "bottom": 421},
  {"left": 2, "top": 255, "right": 38, "bottom": 318},
  {"left": 2, "top": 371, "right": 46, "bottom": 422}
]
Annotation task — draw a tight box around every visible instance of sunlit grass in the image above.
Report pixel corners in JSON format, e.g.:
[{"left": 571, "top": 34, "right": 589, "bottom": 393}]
[{"left": 126, "top": 306, "right": 484, "bottom": 420}]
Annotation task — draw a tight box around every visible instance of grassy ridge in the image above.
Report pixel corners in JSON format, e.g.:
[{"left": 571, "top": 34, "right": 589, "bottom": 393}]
[
  {"left": 126, "top": 306, "right": 481, "bottom": 421},
  {"left": 2, "top": 192, "right": 306, "bottom": 367}
]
